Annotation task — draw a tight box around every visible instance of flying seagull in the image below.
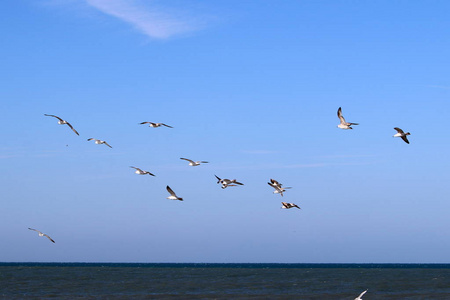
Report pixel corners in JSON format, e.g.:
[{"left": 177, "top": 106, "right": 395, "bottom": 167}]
[
  {"left": 180, "top": 158, "right": 209, "bottom": 166},
  {"left": 354, "top": 289, "right": 368, "bottom": 300},
  {"left": 337, "top": 107, "right": 359, "bottom": 130},
  {"left": 268, "top": 179, "right": 292, "bottom": 197},
  {"left": 166, "top": 185, "right": 183, "bottom": 201},
  {"left": 140, "top": 122, "right": 173, "bottom": 128},
  {"left": 87, "top": 138, "right": 112, "bottom": 148},
  {"left": 281, "top": 202, "right": 301, "bottom": 209},
  {"left": 393, "top": 127, "right": 411, "bottom": 144},
  {"left": 215, "top": 175, "right": 244, "bottom": 189},
  {"left": 44, "top": 114, "right": 79, "bottom": 135},
  {"left": 130, "top": 166, "right": 155, "bottom": 176},
  {"left": 28, "top": 228, "right": 55, "bottom": 243}
]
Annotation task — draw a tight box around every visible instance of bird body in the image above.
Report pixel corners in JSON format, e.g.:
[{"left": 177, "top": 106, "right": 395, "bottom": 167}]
[
  {"left": 393, "top": 127, "right": 411, "bottom": 144},
  {"left": 140, "top": 122, "right": 173, "bottom": 128},
  {"left": 130, "top": 166, "right": 155, "bottom": 176},
  {"left": 166, "top": 185, "right": 183, "bottom": 201},
  {"left": 215, "top": 175, "right": 244, "bottom": 189},
  {"left": 268, "top": 179, "right": 292, "bottom": 196},
  {"left": 28, "top": 228, "right": 55, "bottom": 243},
  {"left": 44, "top": 114, "right": 79, "bottom": 135},
  {"left": 180, "top": 158, "right": 208, "bottom": 166},
  {"left": 281, "top": 202, "right": 301, "bottom": 209},
  {"left": 87, "top": 138, "right": 112, "bottom": 148},
  {"left": 337, "top": 107, "right": 359, "bottom": 129}
]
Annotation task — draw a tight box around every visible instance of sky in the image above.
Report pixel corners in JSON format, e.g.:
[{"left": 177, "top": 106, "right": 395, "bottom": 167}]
[{"left": 1, "top": 0, "right": 450, "bottom": 263}]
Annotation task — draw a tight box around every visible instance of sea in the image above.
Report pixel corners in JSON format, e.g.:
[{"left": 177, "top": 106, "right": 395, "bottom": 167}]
[{"left": 0, "top": 263, "right": 449, "bottom": 299}]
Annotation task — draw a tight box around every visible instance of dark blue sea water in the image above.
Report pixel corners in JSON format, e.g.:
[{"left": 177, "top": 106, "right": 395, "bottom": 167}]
[{"left": 1, "top": 263, "right": 449, "bottom": 299}]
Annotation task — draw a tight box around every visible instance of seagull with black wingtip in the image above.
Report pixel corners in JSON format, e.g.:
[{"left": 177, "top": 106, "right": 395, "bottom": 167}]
[
  {"left": 166, "top": 185, "right": 183, "bottom": 201},
  {"left": 28, "top": 228, "right": 55, "bottom": 243},
  {"left": 87, "top": 138, "right": 112, "bottom": 148},
  {"left": 180, "top": 158, "right": 209, "bottom": 166},
  {"left": 140, "top": 122, "right": 173, "bottom": 128},
  {"left": 393, "top": 127, "right": 411, "bottom": 144},
  {"left": 268, "top": 179, "right": 292, "bottom": 197},
  {"left": 44, "top": 114, "right": 79, "bottom": 135},
  {"left": 281, "top": 202, "right": 301, "bottom": 209},
  {"left": 215, "top": 175, "right": 244, "bottom": 189},
  {"left": 337, "top": 107, "right": 359, "bottom": 130},
  {"left": 130, "top": 166, "right": 155, "bottom": 176}
]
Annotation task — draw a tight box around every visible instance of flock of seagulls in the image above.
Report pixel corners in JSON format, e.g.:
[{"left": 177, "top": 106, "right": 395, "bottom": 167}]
[
  {"left": 35, "top": 108, "right": 413, "bottom": 244},
  {"left": 35, "top": 110, "right": 404, "bottom": 297}
]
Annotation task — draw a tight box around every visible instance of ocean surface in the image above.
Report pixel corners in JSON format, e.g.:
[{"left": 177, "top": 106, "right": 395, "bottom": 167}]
[{"left": 0, "top": 263, "right": 449, "bottom": 299}]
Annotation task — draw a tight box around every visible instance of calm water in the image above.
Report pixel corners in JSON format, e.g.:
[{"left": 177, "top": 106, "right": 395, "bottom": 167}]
[{"left": 1, "top": 263, "right": 449, "bottom": 299}]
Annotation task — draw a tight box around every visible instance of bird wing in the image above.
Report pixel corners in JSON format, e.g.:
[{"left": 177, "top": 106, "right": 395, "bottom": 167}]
[
  {"left": 130, "top": 166, "right": 141, "bottom": 171},
  {"left": 214, "top": 175, "right": 222, "bottom": 183},
  {"left": 199, "top": 161, "right": 209, "bottom": 164},
  {"left": 44, "top": 114, "right": 63, "bottom": 122},
  {"left": 87, "top": 138, "right": 95, "bottom": 141},
  {"left": 180, "top": 158, "right": 194, "bottom": 163},
  {"left": 147, "top": 171, "right": 156, "bottom": 176},
  {"left": 356, "top": 289, "right": 368, "bottom": 299},
  {"left": 162, "top": 123, "right": 173, "bottom": 128},
  {"left": 28, "top": 228, "right": 41, "bottom": 234},
  {"left": 104, "top": 142, "right": 113, "bottom": 148},
  {"left": 401, "top": 136, "right": 410, "bottom": 144},
  {"left": 234, "top": 181, "right": 244, "bottom": 185},
  {"left": 270, "top": 178, "right": 280, "bottom": 186},
  {"left": 139, "top": 122, "right": 150, "bottom": 125},
  {"left": 65, "top": 122, "right": 79, "bottom": 135},
  {"left": 394, "top": 127, "right": 404, "bottom": 134},
  {"left": 337, "top": 107, "right": 347, "bottom": 124},
  {"left": 43, "top": 234, "right": 55, "bottom": 243},
  {"left": 166, "top": 185, "right": 176, "bottom": 196}
]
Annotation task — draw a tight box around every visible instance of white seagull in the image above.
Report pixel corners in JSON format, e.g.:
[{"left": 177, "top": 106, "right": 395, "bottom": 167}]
[
  {"left": 393, "top": 127, "right": 410, "bottom": 144},
  {"left": 215, "top": 175, "right": 244, "bottom": 189},
  {"left": 28, "top": 228, "right": 55, "bottom": 243},
  {"left": 166, "top": 185, "right": 183, "bottom": 201},
  {"left": 44, "top": 114, "right": 79, "bottom": 136},
  {"left": 130, "top": 166, "right": 155, "bottom": 176},
  {"left": 281, "top": 202, "right": 301, "bottom": 209},
  {"left": 268, "top": 179, "right": 292, "bottom": 197},
  {"left": 87, "top": 138, "right": 112, "bottom": 148},
  {"left": 337, "top": 107, "right": 359, "bottom": 129},
  {"left": 140, "top": 122, "right": 173, "bottom": 128},
  {"left": 180, "top": 158, "right": 209, "bottom": 166},
  {"left": 354, "top": 289, "right": 368, "bottom": 300}
]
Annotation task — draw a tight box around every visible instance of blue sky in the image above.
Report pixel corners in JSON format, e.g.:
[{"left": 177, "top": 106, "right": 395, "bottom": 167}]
[{"left": 1, "top": 0, "right": 450, "bottom": 263}]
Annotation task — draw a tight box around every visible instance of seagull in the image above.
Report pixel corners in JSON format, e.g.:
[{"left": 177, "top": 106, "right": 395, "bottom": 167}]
[
  {"left": 337, "top": 107, "right": 359, "bottom": 129},
  {"left": 140, "top": 122, "right": 173, "bottom": 128},
  {"left": 44, "top": 114, "right": 79, "bottom": 135},
  {"left": 393, "top": 127, "right": 411, "bottom": 144},
  {"left": 281, "top": 202, "right": 301, "bottom": 209},
  {"left": 166, "top": 185, "right": 183, "bottom": 201},
  {"left": 87, "top": 138, "right": 112, "bottom": 148},
  {"left": 180, "top": 158, "right": 209, "bottom": 166},
  {"left": 130, "top": 166, "right": 155, "bottom": 176},
  {"left": 215, "top": 175, "right": 244, "bottom": 189},
  {"left": 268, "top": 179, "right": 292, "bottom": 197},
  {"left": 354, "top": 289, "right": 368, "bottom": 300},
  {"left": 28, "top": 228, "right": 55, "bottom": 243}
]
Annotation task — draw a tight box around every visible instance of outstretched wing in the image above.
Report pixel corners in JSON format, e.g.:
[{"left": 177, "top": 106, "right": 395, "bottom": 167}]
[
  {"left": 65, "top": 122, "right": 79, "bottom": 135},
  {"left": 401, "top": 136, "right": 410, "bottom": 144},
  {"left": 104, "top": 142, "right": 113, "bottom": 148},
  {"left": 180, "top": 158, "right": 194, "bottom": 163},
  {"left": 394, "top": 127, "right": 404, "bottom": 134},
  {"left": 139, "top": 122, "right": 151, "bottom": 125},
  {"left": 43, "top": 234, "right": 55, "bottom": 243},
  {"left": 337, "top": 107, "right": 346, "bottom": 124},
  {"left": 28, "top": 228, "right": 41, "bottom": 234},
  {"left": 214, "top": 175, "right": 222, "bottom": 183},
  {"left": 166, "top": 185, "right": 176, "bottom": 196},
  {"left": 44, "top": 114, "right": 63, "bottom": 122},
  {"left": 161, "top": 123, "right": 173, "bottom": 128}
]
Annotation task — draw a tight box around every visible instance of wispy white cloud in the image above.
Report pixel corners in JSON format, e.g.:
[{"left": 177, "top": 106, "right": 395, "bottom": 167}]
[{"left": 84, "top": 0, "right": 203, "bottom": 39}]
